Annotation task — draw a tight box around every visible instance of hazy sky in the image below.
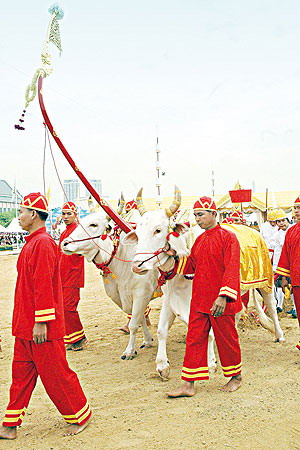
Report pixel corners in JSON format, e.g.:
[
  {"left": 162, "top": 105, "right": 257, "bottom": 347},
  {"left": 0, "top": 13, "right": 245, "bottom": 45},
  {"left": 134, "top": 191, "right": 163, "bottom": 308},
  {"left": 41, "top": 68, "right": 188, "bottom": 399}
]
[{"left": 1, "top": 1, "right": 300, "bottom": 206}]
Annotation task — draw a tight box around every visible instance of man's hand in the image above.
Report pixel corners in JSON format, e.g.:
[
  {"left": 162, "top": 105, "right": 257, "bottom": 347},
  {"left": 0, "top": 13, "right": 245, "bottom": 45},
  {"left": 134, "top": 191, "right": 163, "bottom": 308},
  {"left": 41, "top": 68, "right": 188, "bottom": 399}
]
[
  {"left": 211, "top": 296, "right": 226, "bottom": 317},
  {"left": 281, "top": 276, "right": 292, "bottom": 294},
  {"left": 33, "top": 323, "right": 47, "bottom": 344}
]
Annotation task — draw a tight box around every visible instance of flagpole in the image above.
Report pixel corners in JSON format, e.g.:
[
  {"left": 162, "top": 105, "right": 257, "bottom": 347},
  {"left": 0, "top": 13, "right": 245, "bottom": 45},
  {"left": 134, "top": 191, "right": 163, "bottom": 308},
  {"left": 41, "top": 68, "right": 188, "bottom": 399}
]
[{"left": 265, "top": 188, "right": 268, "bottom": 214}]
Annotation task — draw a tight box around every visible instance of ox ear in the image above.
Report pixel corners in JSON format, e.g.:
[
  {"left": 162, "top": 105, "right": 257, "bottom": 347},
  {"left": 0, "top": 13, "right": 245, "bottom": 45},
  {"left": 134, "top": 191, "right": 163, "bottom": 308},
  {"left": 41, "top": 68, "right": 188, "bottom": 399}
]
[
  {"left": 173, "top": 222, "right": 190, "bottom": 235},
  {"left": 122, "top": 230, "right": 138, "bottom": 245},
  {"left": 105, "top": 225, "right": 112, "bottom": 234}
]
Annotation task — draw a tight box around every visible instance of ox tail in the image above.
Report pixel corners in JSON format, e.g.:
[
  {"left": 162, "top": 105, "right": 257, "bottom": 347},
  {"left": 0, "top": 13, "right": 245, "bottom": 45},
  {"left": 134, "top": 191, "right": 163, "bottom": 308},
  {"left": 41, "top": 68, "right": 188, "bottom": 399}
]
[{"left": 253, "top": 295, "right": 275, "bottom": 334}]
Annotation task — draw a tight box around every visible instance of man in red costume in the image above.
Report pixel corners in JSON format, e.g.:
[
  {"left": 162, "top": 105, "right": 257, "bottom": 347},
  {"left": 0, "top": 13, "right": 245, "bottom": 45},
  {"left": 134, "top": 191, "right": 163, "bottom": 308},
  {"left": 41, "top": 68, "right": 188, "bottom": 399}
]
[
  {"left": 59, "top": 202, "right": 87, "bottom": 351},
  {"left": 276, "top": 196, "right": 300, "bottom": 350},
  {"left": 229, "top": 210, "right": 243, "bottom": 224},
  {"left": 168, "top": 196, "right": 242, "bottom": 397},
  {"left": 0, "top": 193, "right": 91, "bottom": 440}
]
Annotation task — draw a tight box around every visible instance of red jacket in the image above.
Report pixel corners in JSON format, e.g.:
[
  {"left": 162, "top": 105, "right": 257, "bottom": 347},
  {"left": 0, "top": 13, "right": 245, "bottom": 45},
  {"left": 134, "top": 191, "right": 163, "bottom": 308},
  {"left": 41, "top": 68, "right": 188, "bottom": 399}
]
[
  {"left": 12, "top": 227, "right": 65, "bottom": 340},
  {"left": 182, "top": 224, "right": 242, "bottom": 315},
  {"left": 276, "top": 222, "right": 300, "bottom": 286},
  {"left": 59, "top": 222, "right": 84, "bottom": 288}
]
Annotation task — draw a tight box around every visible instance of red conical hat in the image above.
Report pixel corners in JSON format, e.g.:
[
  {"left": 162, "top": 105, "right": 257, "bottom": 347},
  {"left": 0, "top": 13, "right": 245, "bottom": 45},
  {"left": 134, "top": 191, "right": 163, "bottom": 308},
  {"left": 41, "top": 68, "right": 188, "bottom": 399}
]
[
  {"left": 222, "top": 217, "right": 234, "bottom": 224},
  {"left": 62, "top": 201, "right": 77, "bottom": 213},
  {"left": 193, "top": 196, "right": 217, "bottom": 212},
  {"left": 230, "top": 210, "right": 243, "bottom": 220},
  {"left": 20, "top": 192, "right": 48, "bottom": 213},
  {"left": 294, "top": 196, "right": 300, "bottom": 206},
  {"left": 125, "top": 200, "right": 137, "bottom": 212}
]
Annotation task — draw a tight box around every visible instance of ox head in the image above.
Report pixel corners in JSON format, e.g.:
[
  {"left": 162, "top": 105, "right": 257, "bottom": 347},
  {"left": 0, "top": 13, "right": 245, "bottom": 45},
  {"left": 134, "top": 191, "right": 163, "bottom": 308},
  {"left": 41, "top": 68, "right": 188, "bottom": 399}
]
[
  {"left": 61, "top": 212, "right": 108, "bottom": 262},
  {"left": 123, "top": 186, "right": 188, "bottom": 274}
]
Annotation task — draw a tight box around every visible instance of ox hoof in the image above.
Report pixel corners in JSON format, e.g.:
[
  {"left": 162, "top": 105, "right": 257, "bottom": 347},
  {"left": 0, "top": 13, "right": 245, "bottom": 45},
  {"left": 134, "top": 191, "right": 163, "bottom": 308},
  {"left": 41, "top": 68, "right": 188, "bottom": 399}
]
[
  {"left": 275, "top": 337, "right": 285, "bottom": 343},
  {"left": 208, "top": 364, "right": 217, "bottom": 374},
  {"left": 157, "top": 367, "right": 170, "bottom": 381},
  {"left": 140, "top": 339, "right": 154, "bottom": 349},
  {"left": 121, "top": 351, "right": 137, "bottom": 360}
]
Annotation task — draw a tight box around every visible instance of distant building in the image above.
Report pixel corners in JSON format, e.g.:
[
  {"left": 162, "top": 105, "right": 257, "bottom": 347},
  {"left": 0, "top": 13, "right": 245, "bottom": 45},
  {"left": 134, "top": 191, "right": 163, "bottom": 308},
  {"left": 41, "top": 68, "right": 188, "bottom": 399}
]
[
  {"left": 0, "top": 180, "right": 22, "bottom": 212},
  {"left": 63, "top": 179, "right": 80, "bottom": 202},
  {"left": 63, "top": 178, "right": 102, "bottom": 203}
]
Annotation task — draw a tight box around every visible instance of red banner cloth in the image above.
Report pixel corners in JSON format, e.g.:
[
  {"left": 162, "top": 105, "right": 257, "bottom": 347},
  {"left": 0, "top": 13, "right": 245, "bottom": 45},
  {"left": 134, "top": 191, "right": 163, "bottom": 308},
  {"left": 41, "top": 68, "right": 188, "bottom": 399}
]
[{"left": 229, "top": 189, "right": 252, "bottom": 203}]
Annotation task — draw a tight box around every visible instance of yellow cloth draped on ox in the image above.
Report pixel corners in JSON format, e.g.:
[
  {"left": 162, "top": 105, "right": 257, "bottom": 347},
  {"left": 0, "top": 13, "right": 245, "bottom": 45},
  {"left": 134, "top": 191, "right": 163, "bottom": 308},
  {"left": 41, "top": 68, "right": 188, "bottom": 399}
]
[{"left": 221, "top": 224, "right": 273, "bottom": 293}]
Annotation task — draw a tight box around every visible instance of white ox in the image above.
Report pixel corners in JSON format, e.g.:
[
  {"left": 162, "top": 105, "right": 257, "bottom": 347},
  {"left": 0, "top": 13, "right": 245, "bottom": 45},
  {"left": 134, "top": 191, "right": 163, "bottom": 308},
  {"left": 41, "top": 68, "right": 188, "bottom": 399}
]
[
  {"left": 61, "top": 200, "right": 178, "bottom": 360},
  {"left": 123, "top": 186, "right": 285, "bottom": 379}
]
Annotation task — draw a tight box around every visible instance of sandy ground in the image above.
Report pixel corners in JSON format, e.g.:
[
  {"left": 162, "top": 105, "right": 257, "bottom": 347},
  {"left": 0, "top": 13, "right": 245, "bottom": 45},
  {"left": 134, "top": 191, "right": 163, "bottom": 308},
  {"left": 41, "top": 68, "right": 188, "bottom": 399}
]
[{"left": 0, "top": 254, "right": 299, "bottom": 450}]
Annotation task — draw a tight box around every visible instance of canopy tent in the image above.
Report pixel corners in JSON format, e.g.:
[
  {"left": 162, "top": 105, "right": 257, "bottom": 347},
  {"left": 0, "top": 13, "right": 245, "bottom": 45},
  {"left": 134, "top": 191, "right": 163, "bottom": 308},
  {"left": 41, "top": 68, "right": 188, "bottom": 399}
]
[
  {"left": 5, "top": 218, "right": 25, "bottom": 233},
  {"left": 217, "top": 182, "right": 265, "bottom": 211},
  {"left": 0, "top": 224, "right": 7, "bottom": 232}
]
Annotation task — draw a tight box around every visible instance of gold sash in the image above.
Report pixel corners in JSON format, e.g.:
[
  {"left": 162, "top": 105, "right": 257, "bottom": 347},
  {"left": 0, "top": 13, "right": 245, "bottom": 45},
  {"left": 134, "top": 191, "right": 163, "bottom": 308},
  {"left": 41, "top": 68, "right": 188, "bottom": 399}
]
[{"left": 221, "top": 224, "right": 273, "bottom": 292}]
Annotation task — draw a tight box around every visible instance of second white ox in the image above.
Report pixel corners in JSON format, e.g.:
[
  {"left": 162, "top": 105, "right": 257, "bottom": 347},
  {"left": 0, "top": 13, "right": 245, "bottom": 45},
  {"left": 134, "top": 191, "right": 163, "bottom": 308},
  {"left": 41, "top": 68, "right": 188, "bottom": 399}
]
[
  {"left": 124, "top": 186, "right": 285, "bottom": 379},
  {"left": 61, "top": 200, "right": 178, "bottom": 360}
]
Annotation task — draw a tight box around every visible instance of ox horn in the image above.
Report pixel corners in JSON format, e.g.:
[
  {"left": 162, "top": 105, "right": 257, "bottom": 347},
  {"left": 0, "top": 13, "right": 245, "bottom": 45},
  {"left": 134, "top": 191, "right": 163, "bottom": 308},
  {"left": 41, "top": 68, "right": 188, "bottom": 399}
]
[
  {"left": 117, "top": 192, "right": 125, "bottom": 215},
  {"left": 88, "top": 194, "right": 94, "bottom": 212},
  {"left": 165, "top": 185, "right": 181, "bottom": 218},
  {"left": 136, "top": 188, "right": 147, "bottom": 216}
]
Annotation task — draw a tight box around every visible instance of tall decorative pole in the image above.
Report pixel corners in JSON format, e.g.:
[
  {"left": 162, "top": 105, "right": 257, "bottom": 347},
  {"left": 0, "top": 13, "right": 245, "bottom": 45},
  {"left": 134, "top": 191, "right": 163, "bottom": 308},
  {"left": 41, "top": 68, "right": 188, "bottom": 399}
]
[
  {"left": 15, "top": 5, "right": 132, "bottom": 234},
  {"left": 155, "top": 136, "right": 162, "bottom": 209}
]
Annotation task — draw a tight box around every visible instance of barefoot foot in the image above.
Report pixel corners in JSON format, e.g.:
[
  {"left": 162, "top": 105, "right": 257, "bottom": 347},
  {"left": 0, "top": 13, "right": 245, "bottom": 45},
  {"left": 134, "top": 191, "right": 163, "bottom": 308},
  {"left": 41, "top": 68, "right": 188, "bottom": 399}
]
[
  {"left": 72, "top": 338, "right": 88, "bottom": 352},
  {"left": 64, "top": 416, "right": 92, "bottom": 436},
  {"left": 219, "top": 375, "right": 242, "bottom": 392},
  {"left": 118, "top": 325, "right": 130, "bottom": 334},
  {"left": 167, "top": 382, "right": 195, "bottom": 398},
  {"left": 0, "top": 426, "right": 17, "bottom": 440}
]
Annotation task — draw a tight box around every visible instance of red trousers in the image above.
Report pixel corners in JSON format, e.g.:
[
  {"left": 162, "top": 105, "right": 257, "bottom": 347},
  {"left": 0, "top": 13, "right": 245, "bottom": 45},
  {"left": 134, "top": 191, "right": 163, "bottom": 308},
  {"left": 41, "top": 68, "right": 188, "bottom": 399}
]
[
  {"left": 241, "top": 291, "right": 250, "bottom": 308},
  {"left": 182, "top": 311, "right": 242, "bottom": 381},
  {"left": 2, "top": 338, "right": 91, "bottom": 427},
  {"left": 63, "top": 287, "right": 86, "bottom": 344},
  {"left": 291, "top": 287, "right": 300, "bottom": 350}
]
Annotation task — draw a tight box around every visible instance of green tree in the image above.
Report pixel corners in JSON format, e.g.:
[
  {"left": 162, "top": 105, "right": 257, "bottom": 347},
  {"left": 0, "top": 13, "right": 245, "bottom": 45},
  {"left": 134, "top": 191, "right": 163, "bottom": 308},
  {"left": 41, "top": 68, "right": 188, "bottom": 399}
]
[{"left": 0, "top": 210, "right": 16, "bottom": 228}]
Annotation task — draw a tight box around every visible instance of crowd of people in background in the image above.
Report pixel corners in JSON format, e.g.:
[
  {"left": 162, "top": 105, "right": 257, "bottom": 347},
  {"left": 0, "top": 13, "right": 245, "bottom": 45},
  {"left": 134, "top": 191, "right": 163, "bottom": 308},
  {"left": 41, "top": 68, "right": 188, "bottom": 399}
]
[{"left": 0, "top": 233, "right": 26, "bottom": 247}]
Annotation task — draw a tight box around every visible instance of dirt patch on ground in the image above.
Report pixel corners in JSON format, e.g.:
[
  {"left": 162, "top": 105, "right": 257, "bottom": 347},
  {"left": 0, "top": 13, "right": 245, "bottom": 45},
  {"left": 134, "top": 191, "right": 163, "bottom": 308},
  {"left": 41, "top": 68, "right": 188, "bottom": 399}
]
[{"left": 0, "top": 255, "right": 299, "bottom": 449}]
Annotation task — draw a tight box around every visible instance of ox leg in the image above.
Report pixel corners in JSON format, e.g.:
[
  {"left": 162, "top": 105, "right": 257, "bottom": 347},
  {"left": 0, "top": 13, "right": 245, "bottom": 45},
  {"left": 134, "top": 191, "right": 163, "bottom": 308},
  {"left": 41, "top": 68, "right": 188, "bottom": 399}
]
[
  {"left": 208, "top": 328, "right": 217, "bottom": 373},
  {"left": 235, "top": 299, "right": 246, "bottom": 327},
  {"left": 140, "top": 316, "right": 154, "bottom": 349},
  {"left": 156, "top": 298, "right": 176, "bottom": 380},
  {"left": 261, "top": 290, "right": 285, "bottom": 343},
  {"left": 121, "top": 309, "right": 144, "bottom": 360}
]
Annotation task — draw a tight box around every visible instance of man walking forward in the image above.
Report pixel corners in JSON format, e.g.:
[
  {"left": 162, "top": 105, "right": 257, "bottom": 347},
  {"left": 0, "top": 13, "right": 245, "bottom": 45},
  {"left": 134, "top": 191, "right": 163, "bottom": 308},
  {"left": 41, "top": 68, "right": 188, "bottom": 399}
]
[
  {"left": 0, "top": 193, "right": 91, "bottom": 440},
  {"left": 168, "top": 196, "right": 242, "bottom": 397}
]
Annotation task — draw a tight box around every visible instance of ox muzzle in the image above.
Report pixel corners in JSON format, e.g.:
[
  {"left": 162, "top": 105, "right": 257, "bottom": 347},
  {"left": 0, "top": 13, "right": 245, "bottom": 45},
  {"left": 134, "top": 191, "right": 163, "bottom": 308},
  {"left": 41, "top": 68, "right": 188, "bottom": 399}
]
[
  {"left": 61, "top": 238, "right": 76, "bottom": 255},
  {"left": 132, "top": 260, "right": 151, "bottom": 275}
]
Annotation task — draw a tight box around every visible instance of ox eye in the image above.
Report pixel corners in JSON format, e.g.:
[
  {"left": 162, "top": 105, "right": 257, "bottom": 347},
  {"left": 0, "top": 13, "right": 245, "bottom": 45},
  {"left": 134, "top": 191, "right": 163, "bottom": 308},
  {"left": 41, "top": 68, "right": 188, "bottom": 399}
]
[
  {"left": 89, "top": 224, "right": 97, "bottom": 228},
  {"left": 154, "top": 228, "right": 162, "bottom": 234}
]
